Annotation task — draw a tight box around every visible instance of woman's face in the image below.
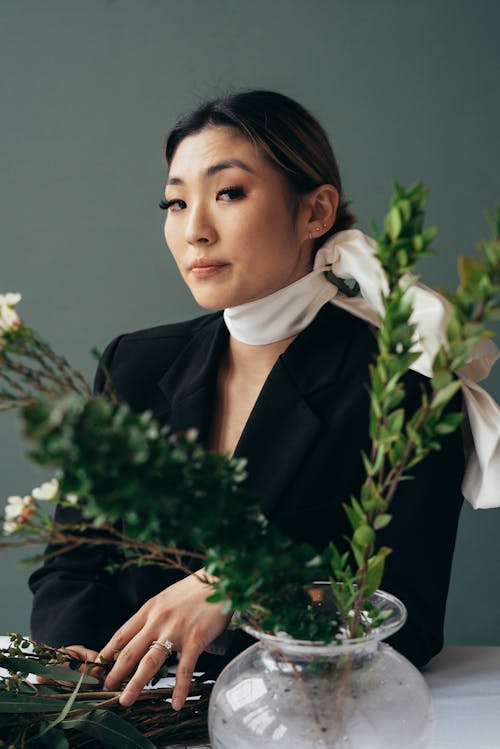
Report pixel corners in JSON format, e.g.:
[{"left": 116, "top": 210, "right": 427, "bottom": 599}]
[{"left": 163, "top": 126, "right": 313, "bottom": 310}]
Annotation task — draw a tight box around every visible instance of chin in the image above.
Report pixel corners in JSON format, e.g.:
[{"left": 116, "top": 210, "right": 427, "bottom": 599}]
[
  {"left": 188, "top": 284, "right": 244, "bottom": 312},
  {"left": 190, "top": 290, "right": 227, "bottom": 311}
]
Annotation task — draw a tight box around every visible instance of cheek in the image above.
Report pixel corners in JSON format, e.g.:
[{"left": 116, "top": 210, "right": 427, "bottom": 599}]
[
  {"left": 163, "top": 217, "right": 173, "bottom": 246},
  {"left": 231, "top": 201, "right": 294, "bottom": 255},
  {"left": 164, "top": 220, "right": 181, "bottom": 259}
]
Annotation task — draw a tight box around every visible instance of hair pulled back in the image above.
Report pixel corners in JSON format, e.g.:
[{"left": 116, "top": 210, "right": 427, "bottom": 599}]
[{"left": 164, "top": 90, "right": 356, "bottom": 250}]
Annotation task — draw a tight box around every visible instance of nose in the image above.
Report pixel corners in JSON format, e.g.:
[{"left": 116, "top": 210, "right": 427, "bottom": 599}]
[{"left": 185, "top": 201, "right": 216, "bottom": 246}]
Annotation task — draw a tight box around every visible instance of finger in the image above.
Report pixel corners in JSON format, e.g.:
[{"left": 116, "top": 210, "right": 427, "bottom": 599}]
[
  {"left": 103, "top": 629, "right": 152, "bottom": 691},
  {"left": 171, "top": 644, "right": 201, "bottom": 711},
  {"left": 64, "top": 646, "right": 103, "bottom": 678},
  {"left": 99, "top": 614, "right": 144, "bottom": 664},
  {"left": 34, "top": 647, "right": 102, "bottom": 686},
  {"left": 118, "top": 641, "right": 172, "bottom": 707},
  {"left": 64, "top": 646, "right": 100, "bottom": 661}
]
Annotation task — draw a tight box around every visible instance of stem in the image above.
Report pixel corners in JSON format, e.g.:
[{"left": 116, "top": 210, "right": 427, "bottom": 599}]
[
  {"left": 382, "top": 403, "right": 429, "bottom": 507},
  {"left": 34, "top": 339, "right": 91, "bottom": 396},
  {"left": 19, "top": 342, "right": 79, "bottom": 395},
  {"left": 0, "top": 520, "right": 208, "bottom": 580},
  {"left": 332, "top": 652, "right": 354, "bottom": 729},
  {"left": 348, "top": 550, "right": 370, "bottom": 639},
  {"left": 471, "top": 300, "right": 486, "bottom": 323}
]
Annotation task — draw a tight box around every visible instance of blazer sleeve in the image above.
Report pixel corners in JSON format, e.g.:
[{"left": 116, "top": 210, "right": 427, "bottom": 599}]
[{"left": 29, "top": 336, "right": 130, "bottom": 650}]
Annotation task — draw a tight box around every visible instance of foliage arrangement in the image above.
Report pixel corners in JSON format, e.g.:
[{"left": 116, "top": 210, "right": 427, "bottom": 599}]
[
  {"left": 328, "top": 187, "right": 499, "bottom": 636},
  {"left": 0, "top": 184, "right": 498, "bottom": 745},
  {"left": 0, "top": 634, "right": 210, "bottom": 748}
]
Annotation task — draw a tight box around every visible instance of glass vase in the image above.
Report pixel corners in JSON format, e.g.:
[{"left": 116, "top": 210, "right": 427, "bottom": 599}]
[{"left": 208, "top": 589, "right": 433, "bottom": 748}]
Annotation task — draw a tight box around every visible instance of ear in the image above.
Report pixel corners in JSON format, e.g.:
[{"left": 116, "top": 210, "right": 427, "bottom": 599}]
[{"left": 301, "top": 185, "right": 339, "bottom": 241}]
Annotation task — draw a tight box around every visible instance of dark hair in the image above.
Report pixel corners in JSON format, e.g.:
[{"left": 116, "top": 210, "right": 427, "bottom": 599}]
[{"left": 164, "top": 90, "right": 356, "bottom": 250}]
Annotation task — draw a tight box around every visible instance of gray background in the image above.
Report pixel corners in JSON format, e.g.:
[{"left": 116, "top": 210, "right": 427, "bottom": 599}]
[{"left": 0, "top": 0, "right": 498, "bottom": 645}]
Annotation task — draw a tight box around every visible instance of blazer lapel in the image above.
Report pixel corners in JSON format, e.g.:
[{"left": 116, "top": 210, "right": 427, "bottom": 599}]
[
  {"left": 157, "top": 314, "right": 227, "bottom": 442},
  {"left": 233, "top": 361, "right": 321, "bottom": 516},
  {"left": 234, "top": 304, "right": 361, "bottom": 517}
]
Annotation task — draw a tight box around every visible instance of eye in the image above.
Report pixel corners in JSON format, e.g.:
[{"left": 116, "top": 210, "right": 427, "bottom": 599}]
[
  {"left": 217, "top": 186, "right": 245, "bottom": 201},
  {"left": 159, "top": 198, "right": 185, "bottom": 211}
]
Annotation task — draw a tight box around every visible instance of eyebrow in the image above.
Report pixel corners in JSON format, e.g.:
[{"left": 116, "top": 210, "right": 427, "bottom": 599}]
[{"left": 167, "top": 159, "right": 255, "bottom": 185}]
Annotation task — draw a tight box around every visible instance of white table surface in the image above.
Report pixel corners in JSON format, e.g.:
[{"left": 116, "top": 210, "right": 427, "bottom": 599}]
[
  {"left": 2, "top": 638, "right": 498, "bottom": 748},
  {"left": 423, "top": 646, "right": 500, "bottom": 749}
]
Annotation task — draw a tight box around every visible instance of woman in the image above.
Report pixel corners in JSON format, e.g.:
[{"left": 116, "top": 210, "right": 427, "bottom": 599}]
[{"left": 29, "top": 90, "right": 465, "bottom": 711}]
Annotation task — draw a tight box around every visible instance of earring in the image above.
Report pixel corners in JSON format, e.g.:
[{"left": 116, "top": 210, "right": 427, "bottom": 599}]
[
  {"left": 315, "top": 226, "right": 321, "bottom": 231},
  {"left": 322, "top": 223, "right": 327, "bottom": 228}
]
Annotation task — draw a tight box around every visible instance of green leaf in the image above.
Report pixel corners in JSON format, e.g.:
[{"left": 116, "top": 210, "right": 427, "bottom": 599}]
[
  {"left": 398, "top": 199, "right": 412, "bottom": 222},
  {"left": 342, "top": 497, "right": 365, "bottom": 531},
  {"left": 412, "top": 234, "right": 423, "bottom": 251},
  {"left": 431, "top": 371, "right": 453, "bottom": 391},
  {"left": 364, "top": 547, "right": 392, "bottom": 597},
  {"left": 62, "top": 709, "right": 157, "bottom": 749},
  {"left": 349, "top": 540, "right": 365, "bottom": 568},
  {"left": 361, "top": 450, "right": 375, "bottom": 477},
  {"left": 0, "top": 693, "right": 97, "bottom": 713},
  {"left": 431, "top": 379, "right": 462, "bottom": 410},
  {"left": 435, "top": 411, "right": 463, "bottom": 434},
  {"left": 385, "top": 206, "right": 402, "bottom": 241},
  {"left": 40, "top": 728, "right": 70, "bottom": 749},
  {"left": 371, "top": 445, "right": 386, "bottom": 476},
  {"left": 386, "top": 408, "right": 404, "bottom": 436},
  {"left": 37, "top": 668, "right": 87, "bottom": 738},
  {"left": 458, "top": 256, "right": 487, "bottom": 286},
  {"left": 0, "top": 656, "right": 99, "bottom": 685},
  {"left": 396, "top": 249, "right": 408, "bottom": 268},
  {"left": 422, "top": 226, "right": 438, "bottom": 245},
  {"left": 353, "top": 525, "right": 375, "bottom": 548},
  {"left": 373, "top": 514, "right": 392, "bottom": 530},
  {"left": 350, "top": 497, "right": 365, "bottom": 520}
]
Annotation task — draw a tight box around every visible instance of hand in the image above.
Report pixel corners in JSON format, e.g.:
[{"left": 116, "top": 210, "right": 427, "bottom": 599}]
[
  {"left": 34, "top": 644, "right": 103, "bottom": 686},
  {"left": 63, "top": 644, "right": 100, "bottom": 663},
  {"left": 99, "top": 571, "right": 232, "bottom": 710}
]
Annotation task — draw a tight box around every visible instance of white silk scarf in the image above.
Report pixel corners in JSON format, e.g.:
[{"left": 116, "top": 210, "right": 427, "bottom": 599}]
[{"left": 224, "top": 229, "right": 500, "bottom": 509}]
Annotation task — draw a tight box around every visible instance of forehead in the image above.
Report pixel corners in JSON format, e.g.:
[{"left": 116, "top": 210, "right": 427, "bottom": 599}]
[{"left": 168, "top": 126, "right": 269, "bottom": 179}]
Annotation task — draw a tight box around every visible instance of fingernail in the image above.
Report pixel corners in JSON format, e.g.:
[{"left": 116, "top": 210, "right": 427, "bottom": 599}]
[
  {"left": 171, "top": 697, "right": 182, "bottom": 711},
  {"left": 119, "top": 693, "right": 133, "bottom": 708}
]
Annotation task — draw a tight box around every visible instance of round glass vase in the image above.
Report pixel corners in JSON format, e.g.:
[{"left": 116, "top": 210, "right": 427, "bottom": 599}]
[{"left": 208, "top": 588, "right": 433, "bottom": 749}]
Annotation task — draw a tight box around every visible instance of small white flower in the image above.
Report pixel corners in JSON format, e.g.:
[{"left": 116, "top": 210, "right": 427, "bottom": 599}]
[
  {"left": 4, "top": 495, "right": 33, "bottom": 524},
  {"left": 146, "top": 424, "right": 159, "bottom": 439},
  {"left": 5, "top": 496, "right": 27, "bottom": 520},
  {"left": 32, "top": 479, "right": 59, "bottom": 501},
  {"left": 0, "top": 293, "right": 22, "bottom": 340},
  {"left": 66, "top": 493, "right": 79, "bottom": 505},
  {"left": 3, "top": 520, "right": 19, "bottom": 535},
  {"left": 0, "top": 293, "right": 22, "bottom": 307},
  {"left": 0, "top": 294, "right": 22, "bottom": 340},
  {"left": 0, "top": 304, "right": 20, "bottom": 332}
]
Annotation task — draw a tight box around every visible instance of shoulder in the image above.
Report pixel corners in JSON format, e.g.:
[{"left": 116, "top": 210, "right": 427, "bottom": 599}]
[
  {"left": 305, "top": 302, "right": 446, "bottom": 406},
  {"left": 93, "top": 312, "right": 222, "bottom": 395}
]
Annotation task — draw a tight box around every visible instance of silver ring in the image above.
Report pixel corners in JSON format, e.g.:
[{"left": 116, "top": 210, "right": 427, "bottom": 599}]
[{"left": 148, "top": 639, "right": 174, "bottom": 655}]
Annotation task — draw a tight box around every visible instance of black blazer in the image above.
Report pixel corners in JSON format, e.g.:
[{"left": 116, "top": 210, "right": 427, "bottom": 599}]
[{"left": 29, "top": 303, "right": 464, "bottom": 667}]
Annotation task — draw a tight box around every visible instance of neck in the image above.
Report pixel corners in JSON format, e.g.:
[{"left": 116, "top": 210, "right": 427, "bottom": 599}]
[{"left": 226, "top": 333, "right": 297, "bottom": 377}]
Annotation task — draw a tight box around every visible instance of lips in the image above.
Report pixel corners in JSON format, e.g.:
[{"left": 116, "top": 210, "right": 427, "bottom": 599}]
[
  {"left": 190, "top": 257, "right": 227, "bottom": 269},
  {"left": 189, "top": 258, "right": 230, "bottom": 278}
]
